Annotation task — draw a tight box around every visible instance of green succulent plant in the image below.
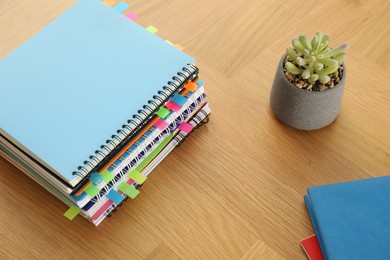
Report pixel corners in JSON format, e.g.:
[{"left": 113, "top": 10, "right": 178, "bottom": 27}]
[{"left": 285, "top": 32, "right": 349, "bottom": 85}]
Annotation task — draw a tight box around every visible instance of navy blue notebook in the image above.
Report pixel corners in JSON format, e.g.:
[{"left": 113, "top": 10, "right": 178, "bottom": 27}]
[{"left": 304, "top": 176, "right": 390, "bottom": 260}]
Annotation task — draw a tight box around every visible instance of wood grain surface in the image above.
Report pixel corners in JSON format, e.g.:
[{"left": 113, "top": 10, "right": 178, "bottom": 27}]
[{"left": 1, "top": 0, "right": 389, "bottom": 259}]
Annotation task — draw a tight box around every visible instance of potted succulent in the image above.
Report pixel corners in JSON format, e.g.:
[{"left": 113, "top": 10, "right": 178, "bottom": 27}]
[{"left": 270, "top": 32, "right": 349, "bottom": 130}]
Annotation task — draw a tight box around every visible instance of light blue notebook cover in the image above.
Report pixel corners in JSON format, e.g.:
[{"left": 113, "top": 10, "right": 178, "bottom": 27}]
[
  {"left": 304, "top": 176, "right": 390, "bottom": 260},
  {"left": 0, "top": 0, "right": 195, "bottom": 185}
]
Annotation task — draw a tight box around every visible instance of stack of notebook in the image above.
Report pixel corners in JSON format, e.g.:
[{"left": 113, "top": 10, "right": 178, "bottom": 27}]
[
  {"left": 303, "top": 176, "right": 390, "bottom": 259},
  {"left": 0, "top": 0, "right": 210, "bottom": 225}
]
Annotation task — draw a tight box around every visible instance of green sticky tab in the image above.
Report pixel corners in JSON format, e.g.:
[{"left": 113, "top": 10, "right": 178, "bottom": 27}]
[
  {"left": 64, "top": 206, "right": 80, "bottom": 221},
  {"left": 155, "top": 107, "right": 170, "bottom": 118},
  {"left": 165, "top": 40, "right": 174, "bottom": 46},
  {"left": 102, "top": 169, "right": 115, "bottom": 183},
  {"left": 127, "top": 169, "right": 147, "bottom": 184},
  {"left": 146, "top": 25, "right": 158, "bottom": 34},
  {"left": 84, "top": 184, "right": 100, "bottom": 197},
  {"left": 118, "top": 181, "right": 140, "bottom": 199}
]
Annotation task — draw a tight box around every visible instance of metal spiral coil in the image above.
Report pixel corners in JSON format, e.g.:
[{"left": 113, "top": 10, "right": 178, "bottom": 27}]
[{"left": 72, "top": 65, "right": 198, "bottom": 178}]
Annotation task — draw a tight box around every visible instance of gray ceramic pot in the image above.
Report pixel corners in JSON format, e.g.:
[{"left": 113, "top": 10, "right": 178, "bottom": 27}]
[{"left": 270, "top": 54, "right": 346, "bottom": 130}]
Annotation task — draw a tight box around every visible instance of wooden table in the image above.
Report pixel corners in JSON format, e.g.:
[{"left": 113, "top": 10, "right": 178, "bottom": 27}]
[{"left": 1, "top": 0, "right": 389, "bottom": 258}]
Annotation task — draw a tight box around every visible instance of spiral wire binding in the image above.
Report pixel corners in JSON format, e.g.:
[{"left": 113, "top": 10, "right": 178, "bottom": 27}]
[
  {"left": 72, "top": 65, "right": 198, "bottom": 179},
  {"left": 88, "top": 94, "right": 206, "bottom": 208},
  {"left": 101, "top": 105, "right": 211, "bottom": 220}
]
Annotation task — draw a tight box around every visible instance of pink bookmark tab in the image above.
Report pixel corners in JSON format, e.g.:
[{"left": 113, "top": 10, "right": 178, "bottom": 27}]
[
  {"left": 91, "top": 200, "right": 112, "bottom": 221},
  {"left": 165, "top": 100, "right": 182, "bottom": 112},
  {"left": 125, "top": 12, "right": 138, "bottom": 21},
  {"left": 154, "top": 118, "right": 168, "bottom": 130},
  {"left": 178, "top": 122, "right": 194, "bottom": 134}
]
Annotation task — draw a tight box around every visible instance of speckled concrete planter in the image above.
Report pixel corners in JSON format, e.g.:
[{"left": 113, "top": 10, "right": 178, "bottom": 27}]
[{"left": 270, "top": 54, "right": 346, "bottom": 130}]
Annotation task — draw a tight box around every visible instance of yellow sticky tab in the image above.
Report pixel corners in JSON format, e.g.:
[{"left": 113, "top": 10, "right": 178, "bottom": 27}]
[
  {"left": 84, "top": 184, "right": 100, "bottom": 197},
  {"left": 64, "top": 206, "right": 80, "bottom": 221},
  {"left": 118, "top": 181, "right": 140, "bottom": 199},
  {"left": 127, "top": 169, "right": 147, "bottom": 184},
  {"left": 146, "top": 25, "right": 158, "bottom": 34},
  {"left": 103, "top": 0, "right": 116, "bottom": 7},
  {"left": 102, "top": 170, "right": 115, "bottom": 183},
  {"left": 165, "top": 40, "right": 174, "bottom": 46}
]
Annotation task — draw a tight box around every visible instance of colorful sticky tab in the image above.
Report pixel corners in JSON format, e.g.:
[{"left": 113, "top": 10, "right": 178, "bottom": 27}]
[
  {"left": 102, "top": 169, "right": 115, "bottom": 183},
  {"left": 165, "top": 100, "right": 182, "bottom": 112},
  {"left": 103, "top": 0, "right": 116, "bottom": 7},
  {"left": 146, "top": 25, "right": 158, "bottom": 34},
  {"left": 107, "top": 189, "right": 125, "bottom": 205},
  {"left": 154, "top": 118, "right": 169, "bottom": 130},
  {"left": 90, "top": 172, "right": 104, "bottom": 185},
  {"left": 155, "top": 107, "right": 170, "bottom": 118},
  {"left": 165, "top": 40, "right": 174, "bottom": 46},
  {"left": 197, "top": 79, "right": 204, "bottom": 87},
  {"left": 178, "top": 122, "right": 194, "bottom": 134},
  {"left": 118, "top": 181, "right": 140, "bottom": 199},
  {"left": 84, "top": 184, "right": 100, "bottom": 197},
  {"left": 125, "top": 12, "right": 138, "bottom": 21},
  {"left": 64, "top": 206, "right": 80, "bottom": 221},
  {"left": 113, "top": 2, "right": 129, "bottom": 13},
  {"left": 174, "top": 44, "right": 184, "bottom": 51},
  {"left": 127, "top": 169, "right": 147, "bottom": 184},
  {"left": 171, "top": 94, "right": 187, "bottom": 107},
  {"left": 91, "top": 201, "right": 112, "bottom": 221},
  {"left": 184, "top": 81, "right": 197, "bottom": 92}
]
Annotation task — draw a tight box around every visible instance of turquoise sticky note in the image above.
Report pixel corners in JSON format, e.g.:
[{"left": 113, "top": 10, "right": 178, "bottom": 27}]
[
  {"left": 155, "top": 107, "right": 170, "bottom": 118},
  {"left": 171, "top": 94, "right": 187, "bottom": 106},
  {"left": 101, "top": 170, "right": 115, "bottom": 183},
  {"left": 118, "top": 181, "right": 140, "bottom": 199},
  {"left": 127, "top": 169, "right": 147, "bottom": 184},
  {"left": 90, "top": 172, "right": 104, "bottom": 185},
  {"left": 84, "top": 184, "right": 100, "bottom": 197},
  {"left": 146, "top": 25, "right": 158, "bottom": 34},
  {"left": 113, "top": 2, "right": 129, "bottom": 13},
  {"left": 107, "top": 189, "right": 124, "bottom": 205},
  {"left": 197, "top": 80, "right": 204, "bottom": 86},
  {"left": 64, "top": 206, "right": 80, "bottom": 220}
]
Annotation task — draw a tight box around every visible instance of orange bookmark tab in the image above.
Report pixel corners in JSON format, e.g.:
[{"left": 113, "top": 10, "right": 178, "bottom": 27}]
[
  {"left": 103, "top": 0, "right": 116, "bottom": 7},
  {"left": 174, "top": 44, "right": 184, "bottom": 51},
  {"left": 183, "top": 81, "right": 197, "bottom": 92},
  {"left": 64, "top": 206, "right": 80, "bottom": 221}
]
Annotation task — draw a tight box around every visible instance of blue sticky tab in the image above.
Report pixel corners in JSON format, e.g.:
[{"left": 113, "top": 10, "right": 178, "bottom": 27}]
[
  {"left": 122, "top": 151, "right": 130, "bottom": 159},
  {"left": 90, "top": 172, "right": 104, "bottom": 185},
  {"left": 171, "top": 94, "right": 187, "bottom": 106},
  {"left": 197, "top": 80, "right": 204, "bottom": 87},
  {"left": 107, "top": 189, "right": 125, "bottom": 205},
  {"left": 113, "top": 2, "right": 129, "bottom": 13}
]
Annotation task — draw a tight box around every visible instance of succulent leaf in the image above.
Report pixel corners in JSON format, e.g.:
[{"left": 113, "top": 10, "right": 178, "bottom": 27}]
[
  {"left": 314, "top": 32, "right": 323, "bottom": 50},
  {"left": 286, "top": 47, "right": 299, "bottom": 60},
  {"left": 324, "top": 43, "right": 349, "bottom": 58},
  {"left": 319, "top": 74, "right": 331, "bottom": 84},
  {"left": 292, "top": 38, "right": 305, "bottom": 52},
  {"left": 320, "top": 59, "right": 338, "bottom": 67},
  {"left": 285, "top": 62, "right": 303, "bottom": 75},
  {"left": 299, "top": 34, "right": 312, "bottom": 50},
  {"left": 333, "top": 53, "right": 346, "bottom": 63},
  {"left": 321, "top": 64, "right": 338, "bottom": 75},
  {"left": 296, "top": 57, "right": 306, "bottom": 66},
  {"left": 302, "top": 70, "right": 311, "bottom": 79},
  {"left": 315, "top": 63, "right": 324, "bottom": 71}
]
